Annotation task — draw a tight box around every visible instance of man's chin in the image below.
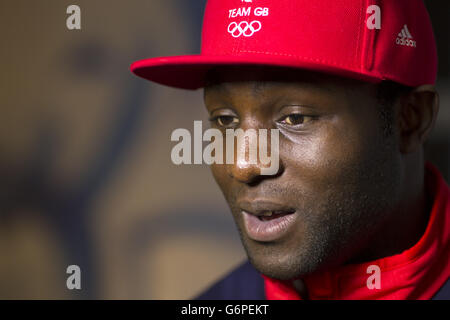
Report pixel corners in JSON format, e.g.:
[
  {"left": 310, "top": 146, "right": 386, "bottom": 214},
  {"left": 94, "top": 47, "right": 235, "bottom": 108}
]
[
  {"left": 235, "top": 220, "right": 328, "bottom": 280},
  {"left": 247, "top": 255, "right": 303, "bottom": 280},
  {"left": 243, "top": 241, "right": 319, "bottom": 281}
]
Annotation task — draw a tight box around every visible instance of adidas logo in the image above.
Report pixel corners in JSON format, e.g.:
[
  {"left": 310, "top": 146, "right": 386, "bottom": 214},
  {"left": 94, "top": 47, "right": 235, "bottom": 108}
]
[{"left": 396, "top": 24, "right": 416, "bottom": 48}]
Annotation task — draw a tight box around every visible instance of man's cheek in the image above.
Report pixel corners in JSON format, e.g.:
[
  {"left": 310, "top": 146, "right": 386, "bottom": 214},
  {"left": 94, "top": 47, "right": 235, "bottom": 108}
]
[{"left": 283, "top": 134, "right": 365, "bottom": 189}]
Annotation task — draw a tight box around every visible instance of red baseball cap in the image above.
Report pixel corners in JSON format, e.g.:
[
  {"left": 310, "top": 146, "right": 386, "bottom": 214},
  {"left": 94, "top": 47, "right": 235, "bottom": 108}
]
[{"left": 130, "top": 0, "right": 437, "bottom": 90}]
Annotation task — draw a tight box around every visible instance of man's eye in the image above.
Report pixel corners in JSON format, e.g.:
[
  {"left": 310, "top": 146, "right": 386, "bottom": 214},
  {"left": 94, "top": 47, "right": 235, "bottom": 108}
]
[
  {"left": 281, "top": 114, "right": 314, "bottom": 126},
  {"left": 214, "top": 115, "right": 239, "bottom": 127}
]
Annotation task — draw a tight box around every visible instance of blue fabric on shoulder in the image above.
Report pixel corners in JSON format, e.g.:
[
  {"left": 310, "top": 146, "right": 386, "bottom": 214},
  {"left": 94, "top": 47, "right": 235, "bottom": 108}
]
[{"left": 195, "top": 260, "right": 265, "bottom": 300}]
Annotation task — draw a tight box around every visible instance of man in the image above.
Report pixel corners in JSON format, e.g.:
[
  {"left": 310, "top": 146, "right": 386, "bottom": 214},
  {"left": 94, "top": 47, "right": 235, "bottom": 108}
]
[{"left": 130, "top": 0, "right": 450, "bottom": 299}]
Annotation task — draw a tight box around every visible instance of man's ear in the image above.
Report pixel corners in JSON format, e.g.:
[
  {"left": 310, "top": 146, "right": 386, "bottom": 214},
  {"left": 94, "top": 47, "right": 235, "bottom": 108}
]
[{"left": 398, "top": 85, "right": 439, "bottom": 154}]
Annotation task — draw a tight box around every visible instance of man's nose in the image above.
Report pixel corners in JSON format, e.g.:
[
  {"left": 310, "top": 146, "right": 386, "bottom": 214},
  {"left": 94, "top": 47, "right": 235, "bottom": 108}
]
[
  {"left": 229, "top": 158, "right": 263, "bottom": 184},
  {"left": 226, "top": 129, "right": 283, "bottom": 184}
]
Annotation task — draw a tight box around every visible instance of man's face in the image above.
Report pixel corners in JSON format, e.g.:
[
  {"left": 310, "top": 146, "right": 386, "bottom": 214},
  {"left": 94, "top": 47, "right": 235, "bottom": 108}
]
[{"left": 203, "top": 66, "right": 403, "bottom": 280}]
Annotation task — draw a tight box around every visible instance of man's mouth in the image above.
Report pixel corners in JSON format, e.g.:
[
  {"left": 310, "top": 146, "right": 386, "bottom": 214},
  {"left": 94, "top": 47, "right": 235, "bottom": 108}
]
[
  {"left": 256, "top": 210, "right": 296, "bottom": 221},
  {"left": 238, "top": 200, "right": 297, "bottom": 242}
]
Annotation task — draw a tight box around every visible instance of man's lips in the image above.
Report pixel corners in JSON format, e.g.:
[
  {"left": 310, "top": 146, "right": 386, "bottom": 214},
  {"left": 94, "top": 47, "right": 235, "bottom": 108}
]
[
  {"left": 238, "top": 199, "right": 296, "bottom": 217},
  {"left": 238, "top": 199, "right": 297, "bottom": 242}
]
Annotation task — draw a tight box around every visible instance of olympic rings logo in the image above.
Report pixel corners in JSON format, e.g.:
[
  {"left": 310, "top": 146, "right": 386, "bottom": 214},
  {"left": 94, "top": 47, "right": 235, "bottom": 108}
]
[{"left": 227, "top": 21, "right": 262, "bottom": 38}]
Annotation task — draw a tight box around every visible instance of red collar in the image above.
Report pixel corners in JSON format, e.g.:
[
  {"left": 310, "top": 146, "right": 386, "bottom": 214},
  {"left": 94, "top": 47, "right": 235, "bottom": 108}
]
[{"left": 263, "top": 162, "right": 450, "bottom": 300}]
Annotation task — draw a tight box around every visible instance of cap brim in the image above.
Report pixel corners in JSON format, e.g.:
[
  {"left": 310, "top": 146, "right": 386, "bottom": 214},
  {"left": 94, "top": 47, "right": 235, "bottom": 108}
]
[{"left": 130, "top": 54, "right": 382, "bottom": 90}]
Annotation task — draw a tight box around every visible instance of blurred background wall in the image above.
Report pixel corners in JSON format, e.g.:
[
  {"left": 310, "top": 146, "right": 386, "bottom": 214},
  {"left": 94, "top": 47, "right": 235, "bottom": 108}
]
[{"left": 0, "top": 0, "right": 448, "bottom": 299}]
